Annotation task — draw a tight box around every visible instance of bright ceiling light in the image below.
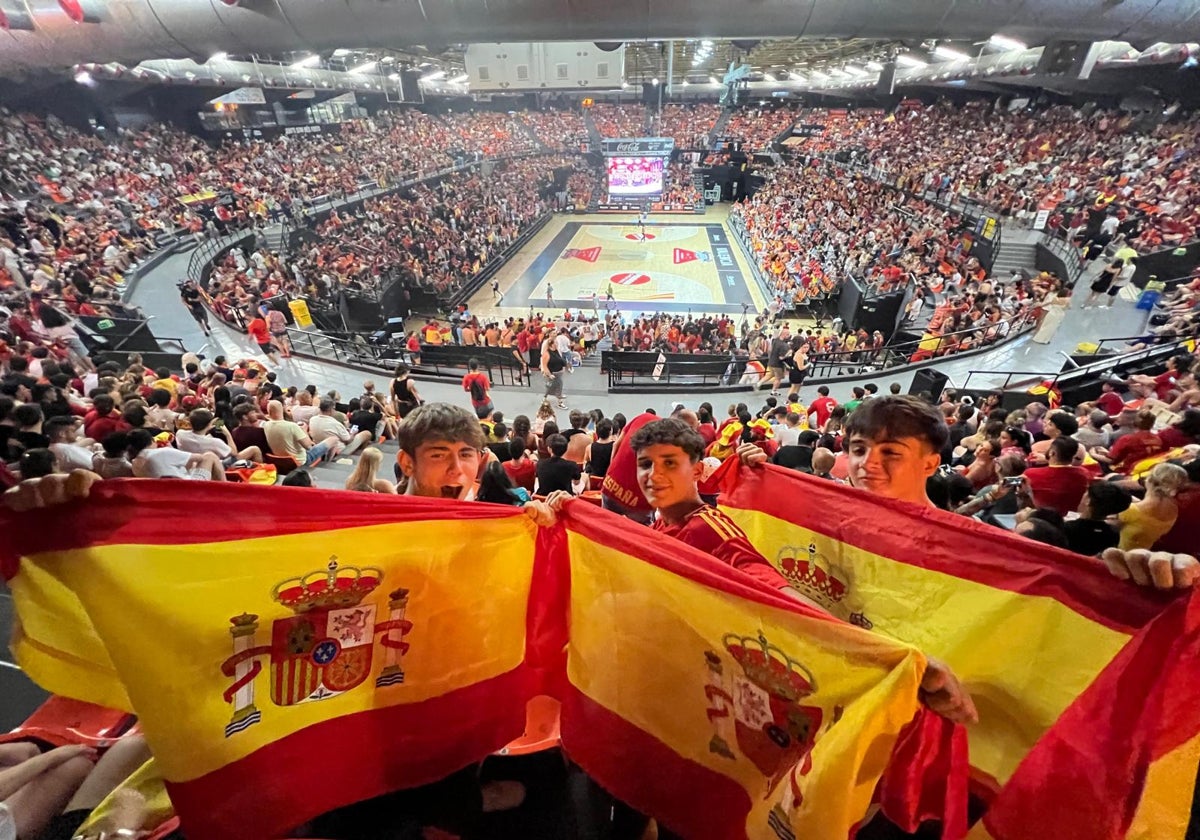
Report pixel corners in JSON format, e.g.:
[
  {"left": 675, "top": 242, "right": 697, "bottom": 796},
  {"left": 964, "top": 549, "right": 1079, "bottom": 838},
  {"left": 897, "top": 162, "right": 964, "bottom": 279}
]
[
  {"left": 290, "top": 54, "right": 319, "bottom": 68},
  {"left": 350, "top": 60, "right": 377, "bottom": 73},
  {"left": 388, "top": 72, "right": 400, "bottom": 80},
  {"left": 420, "top": 70, "right": 445, "bottom": 82},
  {"left": 988, "top": 34, "right": 1027, "bottom": 51},
  {"left": 865, "top": 60, "right": 884, "bottom": 71},
  {"left": 680, "top": 79, "right": 688, "bottom": 86},
  {"left": 896, "top": 53, "right": 928, "bottom": 67},
  {"left": 933, "top": 46, "right": 970, "bottom": 62},
  {"left": 709, "top": 75, "right": 720, "bottom": 85},
  {"left": 450, "top": 73, "right": 469, "bottom": 83},
  {"left": 701, "top": 39, "right": 714, "bottom": 47},
  {"left": 651, "top": 77, "right": 659, "bottom": 85},
  {"left": 332, "top": 49, "right": 350, "bottom": 57},
  {"left": 790, "top": 73, "right": 806, "bottom": 82},
  {"left": 843, "top": 64, "right": 867, "bottom": 76},
  {"left": 74, "top": 70, "right": 93, "bottom": 85},
  {"left": 209, "top": 52, "right": 227, "bottom": 62}
]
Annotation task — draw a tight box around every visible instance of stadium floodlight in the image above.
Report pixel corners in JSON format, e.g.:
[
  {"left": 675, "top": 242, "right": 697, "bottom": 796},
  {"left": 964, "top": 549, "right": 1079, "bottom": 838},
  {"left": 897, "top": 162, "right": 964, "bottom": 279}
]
[
  {"left": 988, "top": 34, "right": 1027, "bottom": 51},
  {"left": 651, "top": 77, "right": 659, "bottom": 85},
  {"left": 350, "top": 60, "right": 377, "bottom": 74},
  {"left": 332, "top": 49, "right": 350, "bottom": 57},
  {"left": 933, "top": 46, "right": 970, "bottom": 62},
  {"left": 896, "top": 53, "right": 928, "bottom": 67},
  {"left": 290, "top": 54, "right": 320, "bottom": 68}
]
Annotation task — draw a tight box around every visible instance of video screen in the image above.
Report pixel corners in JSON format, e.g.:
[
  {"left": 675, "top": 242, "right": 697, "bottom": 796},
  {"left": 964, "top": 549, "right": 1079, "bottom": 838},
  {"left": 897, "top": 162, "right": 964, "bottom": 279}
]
[{"left": 606, "top": 156, "right": 664, "bottom": 196}]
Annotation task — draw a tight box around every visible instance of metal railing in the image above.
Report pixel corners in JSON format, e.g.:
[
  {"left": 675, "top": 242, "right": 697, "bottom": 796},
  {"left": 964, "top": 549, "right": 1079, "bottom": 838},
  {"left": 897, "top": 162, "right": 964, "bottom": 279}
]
[
  {"left": 1038, "top": 228, "right": 1085, "bottom": 285},
  {"left": 962, "top": 333, "right": 1195, "bottom": 393}
]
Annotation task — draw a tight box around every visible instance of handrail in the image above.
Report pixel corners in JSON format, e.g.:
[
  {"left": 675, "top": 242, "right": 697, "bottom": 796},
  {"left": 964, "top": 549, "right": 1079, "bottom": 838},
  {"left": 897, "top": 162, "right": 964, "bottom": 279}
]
[
  {"left": 962, "top": 333, "right": 1195, "bottom": 393},
  {"left": 1038, "top": 228, "right": 1084, "bottom": 285}
]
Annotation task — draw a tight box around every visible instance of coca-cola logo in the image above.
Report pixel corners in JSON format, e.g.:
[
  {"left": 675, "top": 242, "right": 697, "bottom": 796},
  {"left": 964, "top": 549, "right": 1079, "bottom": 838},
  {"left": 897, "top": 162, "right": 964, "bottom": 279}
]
[{"left": 615, "top": 142, "right": 641, "bottom": 152}]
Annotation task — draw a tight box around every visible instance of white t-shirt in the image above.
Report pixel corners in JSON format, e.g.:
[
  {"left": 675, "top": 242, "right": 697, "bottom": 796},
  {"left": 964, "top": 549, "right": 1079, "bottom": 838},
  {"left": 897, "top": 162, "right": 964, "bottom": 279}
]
[
  {"left": 176, "top": 429, "right": 232, "bottom": 458},
  {"left": 775, "top": 425, "right": 802, "bottom": 447},
  {"left": 50, "top": 442, "right": 95, "bottom": 472},
  {"left": 309, "top": 414, "right": 352, "bottom": 443},
  {"left": 134, "top": 447, "right": 201, "bottom": 479}
]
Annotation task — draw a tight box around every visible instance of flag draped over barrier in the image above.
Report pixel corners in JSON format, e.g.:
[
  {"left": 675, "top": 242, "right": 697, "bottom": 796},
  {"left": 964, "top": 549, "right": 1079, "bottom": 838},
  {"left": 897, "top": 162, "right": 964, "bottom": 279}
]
[
  {"left": 1, "top": 481, "right": 959, "bottom": 840},
  {"left": 710, "top": 461, "right": 1196, "bottom": 835}
]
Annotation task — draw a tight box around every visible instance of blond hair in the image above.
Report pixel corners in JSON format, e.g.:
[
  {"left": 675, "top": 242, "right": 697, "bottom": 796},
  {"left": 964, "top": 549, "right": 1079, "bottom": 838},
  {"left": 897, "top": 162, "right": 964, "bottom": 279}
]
[
  {"left": 1145, "top": 462, "right": 1187, "bottom": 498},
  {"left": 345, "top": 447, "right": 384, "bottom": 492}
]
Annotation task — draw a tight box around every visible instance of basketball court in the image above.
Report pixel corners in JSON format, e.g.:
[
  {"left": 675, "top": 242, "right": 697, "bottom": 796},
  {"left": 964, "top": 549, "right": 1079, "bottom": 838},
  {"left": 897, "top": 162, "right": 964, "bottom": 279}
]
[{"left": 482, "top": 210, "right": 769, "bottom": 317}]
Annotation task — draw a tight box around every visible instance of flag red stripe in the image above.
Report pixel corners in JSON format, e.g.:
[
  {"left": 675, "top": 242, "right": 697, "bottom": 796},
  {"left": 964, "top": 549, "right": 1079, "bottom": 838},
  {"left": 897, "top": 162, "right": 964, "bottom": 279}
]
[
  {"left": 565, "top": 504, "right": 839, "bottom": 623},
  {"left": 1, "top": 481, "right": 522, "bottom": 579},
  {"left": 167, "top": 665, "right": 536, "bottom": 840},
  {"left": 979, "top": 591, "right": 1200, "bottom": 839},
  {"left": 719, "top": 465, "right": 1171, "bottom": 633},
  {"left": 559, "top": 683, "right": 754, "bottom": 839}
]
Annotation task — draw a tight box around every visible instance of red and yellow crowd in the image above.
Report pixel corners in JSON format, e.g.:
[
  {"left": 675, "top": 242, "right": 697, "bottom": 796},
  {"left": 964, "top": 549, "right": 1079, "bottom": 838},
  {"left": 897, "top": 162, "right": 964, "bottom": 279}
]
[
  {"left": 652, "top": 103, "right": 722, "bottom": 148},
  {"left": 589, "top": 102, "right": 647, "bottom": 138}
]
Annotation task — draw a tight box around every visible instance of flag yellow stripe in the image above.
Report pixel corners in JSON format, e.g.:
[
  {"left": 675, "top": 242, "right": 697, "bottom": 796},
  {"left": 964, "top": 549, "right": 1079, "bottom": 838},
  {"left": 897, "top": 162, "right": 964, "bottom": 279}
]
[
  {"left": 1126, "top": 731, "right": 1200, "bottom": 840},
  {"left": 16, "top": 517, "right": 536, "bottom": 783},
  {"left": 721, "top": 506, "right": 1131, "bottom": 785},
  {"left": 565, "top": 531, "right": 925, "bottom": 840},
  {"left": 8, "top": 559, "right": 131, "bottom": 712}
]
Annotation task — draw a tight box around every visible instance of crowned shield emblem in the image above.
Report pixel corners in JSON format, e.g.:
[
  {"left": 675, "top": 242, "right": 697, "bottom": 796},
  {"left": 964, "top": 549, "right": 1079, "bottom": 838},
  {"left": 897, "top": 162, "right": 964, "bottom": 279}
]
[{"left": 269, "top": 604, "right": 377, "bottom": 705}]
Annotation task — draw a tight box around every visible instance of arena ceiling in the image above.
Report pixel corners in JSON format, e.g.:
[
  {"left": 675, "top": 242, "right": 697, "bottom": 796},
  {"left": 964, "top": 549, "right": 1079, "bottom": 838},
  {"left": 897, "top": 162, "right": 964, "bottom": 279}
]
[{"left": 2, "top": 0, "right": 1200, "bottom": 76}]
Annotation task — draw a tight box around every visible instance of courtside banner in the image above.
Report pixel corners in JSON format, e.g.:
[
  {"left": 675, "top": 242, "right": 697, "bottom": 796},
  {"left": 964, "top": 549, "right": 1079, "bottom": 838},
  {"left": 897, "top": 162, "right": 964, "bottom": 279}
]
[
  {"left": 711, "top": 462, "right": 1176, "bottom": 793},
  {"left": 2, "top": 481, "right": 549, "bottom": 840},
  {"left": 560, "top": 504, "right": 966, "bottom": 840},
  {"left": 968, "top": 589, "right": 1200, "bottom": 840}
]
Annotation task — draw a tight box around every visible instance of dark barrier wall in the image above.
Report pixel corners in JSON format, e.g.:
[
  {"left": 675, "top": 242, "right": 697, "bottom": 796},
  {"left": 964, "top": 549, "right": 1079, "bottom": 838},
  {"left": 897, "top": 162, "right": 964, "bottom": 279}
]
[
  {"left": 1130, "top": 240, "right": 1200, "bottom": 290},
  {"left": 1036, "top": 243, "right": 1072, "bottom": 284}
]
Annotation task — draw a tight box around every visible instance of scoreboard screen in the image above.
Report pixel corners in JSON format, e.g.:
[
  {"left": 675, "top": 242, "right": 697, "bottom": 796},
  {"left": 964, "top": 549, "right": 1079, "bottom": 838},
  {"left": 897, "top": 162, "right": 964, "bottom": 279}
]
[{"left": 606, "top": 155, "right": 664, "bottom": 196}]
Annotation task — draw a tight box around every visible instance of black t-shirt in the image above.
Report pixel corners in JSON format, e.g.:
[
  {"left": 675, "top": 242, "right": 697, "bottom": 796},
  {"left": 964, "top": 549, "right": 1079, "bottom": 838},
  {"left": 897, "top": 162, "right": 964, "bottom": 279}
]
[
  {"left": 562, "top": 428, "right": 589, "bottom": 441},
  {"left": 349, "top": 409, "right": 382, "bottom": 438},
  {"left": 588, "top": 440, "right": 614, "bottom": 477},
  {"left": 181, "top": 286, "right": 204, "bottom": 310},
  {"left": 772, "top": 445, "right": 814, "bottom": 472},
  {"left": 1063, "top": 519, "right": 1119, "bottom": 557},
  {"left": 486, "top": 441, "right": 514, "bottom": 463},
  {"left": 536, "top": 456, "right": 582, "bottom": 495}
]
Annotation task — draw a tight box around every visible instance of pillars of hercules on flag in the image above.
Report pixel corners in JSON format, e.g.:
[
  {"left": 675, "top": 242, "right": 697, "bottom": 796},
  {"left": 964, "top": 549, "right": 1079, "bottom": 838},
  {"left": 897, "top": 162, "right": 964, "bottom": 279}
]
[
  {"left": 376, "top": 588, "right": 412, "bottom": 687},
  {"left": 224, "top": 614, "right": 264, "bottom": 737}
]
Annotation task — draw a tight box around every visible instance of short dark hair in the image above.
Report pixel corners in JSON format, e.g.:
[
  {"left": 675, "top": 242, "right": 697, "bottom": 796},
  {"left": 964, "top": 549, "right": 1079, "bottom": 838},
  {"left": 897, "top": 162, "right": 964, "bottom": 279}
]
[
  {"left": 189, "top": 409, "right": 214, "bottom": 431},
  {"left": 19, "top": 448, "right": 56, "bottom": 479},
  {"left": 14, "top": 404, "right": 43, "bottom": 427},
  {"left": 817, "top": 385, "right": 830, "bottom": 396},
  {"left": 1049, "top": 436, "right": 1080, "bottom": 463},
  {"left": 43, "top": 416, "right": 76, "bottom": 441},
  {"left": 844, "top": 395, "right": 949, "bottom": 452},
  {"left": 1047, "top": 411, "right": 1078, "bottom": 436},
  {"left": 629, "top": 418, "right": 706, "bottom": 463},
  {"left": 148, "top": 388, "right": 172, "bottom": 408},
  {"left": 508, "top": 438, "right": 527, "bottom": 460},
  {"left": 596, "top": 418, "right": 614, "bottom": 438},
  {"left": 233, "top": 403, "right": 257, "bottom": 422},
  {"left": 1086, "top": 482, "right": 1132, "bottom": 519},
  {"left": 864, "top": 383, "right": 878, "bottom": 394},
  {"left": 319, "top": 398, "right": 336, "bottom": 412},
  {"left": 547, "top": 433, "right": 569, "bottom": 458},
  {"left": 397, "top": 402, "right": 485, "bottom": 455},
  {"left": 1019, "top": 516, "right": 1069, "bottom": 549}
]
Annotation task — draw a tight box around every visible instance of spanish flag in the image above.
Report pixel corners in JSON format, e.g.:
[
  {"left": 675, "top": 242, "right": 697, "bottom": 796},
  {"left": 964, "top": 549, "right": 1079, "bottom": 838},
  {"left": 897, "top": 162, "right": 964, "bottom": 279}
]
[
  {"left": 2, "top": 481, "right": 959, "bottom": 840},
  {"left": 710, "top": 462, "right": 1192, "bottom": 820}
]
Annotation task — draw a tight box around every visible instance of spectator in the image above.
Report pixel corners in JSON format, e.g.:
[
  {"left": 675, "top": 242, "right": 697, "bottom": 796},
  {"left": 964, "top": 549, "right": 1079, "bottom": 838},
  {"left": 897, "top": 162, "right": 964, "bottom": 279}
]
[
  {"left": 344, "top": 447, "right": 397, "bottom": 494},
  {"left": 1116, "top": 463, "right": 1187, "bottom": 550},
  {"left": 535, "top": 434, "right": 581, "bottom": 496},
  {"left": 1023, "top": 437, "right": 1093, "bottom": 516},
  {"left": 263, "top": 400, "right": 336, "bottom": 469},
  {"left": 1064, "top": 482, "right": 1132, "bottom": 556},
  {"left": 309, "top": 398, "right": 372, "bottom": 458}
]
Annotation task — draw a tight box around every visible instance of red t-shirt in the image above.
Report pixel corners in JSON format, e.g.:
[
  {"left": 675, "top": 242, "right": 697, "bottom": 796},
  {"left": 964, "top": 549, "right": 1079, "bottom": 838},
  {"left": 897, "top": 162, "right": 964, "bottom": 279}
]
[
  {"left": 1153, "top": 371, "right": 1178, "bottom": 401},
  {"left": 653, "top": 505, "right": 789, "bottom": 591},
  {"left": 697, "top": 423, "right": 717, "bottom": 445},
  {"left": 84, "top": 411, "right": 131, "bottom": 443},
  {"left": 1154, "top": 487, "right": 1200, "bottom": 553},
  {"left": 247, "top": 318, "right": 271, "bottom": 345},
  {"left": 1156, "top": 426, "right": 1195, "bottom": 449},
  {"left": 1096, "top": 391, "right": 1125, "bottom": 417},
  {"left": 461, "top": 372, "right": 491, "bottom": 407},
  {"left": 1023, "top": 465, "right": 1093, "bottom": 516},
  {"left": 809, "top": 396, "right": 838, "bottom": 429},
  {"left": 502, "top": 458, "right": 537, "bottom": 493},
  {"left": 1108, "top": 431, "right": 1166, "bottom": 474}
]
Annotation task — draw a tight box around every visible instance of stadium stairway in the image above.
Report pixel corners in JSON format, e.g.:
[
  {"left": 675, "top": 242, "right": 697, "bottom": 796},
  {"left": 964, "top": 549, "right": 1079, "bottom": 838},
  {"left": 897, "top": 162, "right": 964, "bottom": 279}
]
[
  {"left": 583, "top": 111, "right": 603, "bottom": 150},
  {"left": 709, "top": 108, "right": 733, "bottom": 144},
  {"left": 514, "top": 115, "right": 547, "bottom": 151},
  {"left": 991, "top": 238, "right": 1041, "bottom": 280}
]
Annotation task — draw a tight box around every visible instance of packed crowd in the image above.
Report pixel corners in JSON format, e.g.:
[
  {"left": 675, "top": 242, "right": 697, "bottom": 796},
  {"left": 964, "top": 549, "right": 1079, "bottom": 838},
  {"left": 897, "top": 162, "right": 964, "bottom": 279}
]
[
  {"left": 652, "top": 103, "right": 722, "bottom": 148},
  {"left": 519, "top": 108, "right": 590, "bottom": 152},
  {"left": 588, "top": 103, "right": 647, "bottom": 138},
  {"left": 794, "top": 101, "right": 1200, "bottom": 251},
  {"left": 720, "top": 105, "right": 802, "bottom": 151},
  {"left": 439, "top": 110, "right": 539, "bottom": 158},
  {"left": 732, "top": 159, "right": 990, "bottom": 309},
  {"left": 660, "top": 160, "right": 702, "bottom": 206}
]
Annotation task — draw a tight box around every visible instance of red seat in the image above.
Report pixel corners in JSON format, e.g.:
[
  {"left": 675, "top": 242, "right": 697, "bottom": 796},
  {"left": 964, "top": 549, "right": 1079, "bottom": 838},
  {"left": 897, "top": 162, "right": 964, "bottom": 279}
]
[
  {"left": 493, "top": 695, "right": 561, "bottom": 756},
  {"left": 264, "top": 452, "right": 299, "bottom": 476},
  {"left": 0, "top": 696, "right": 136, "bottom": 749}
]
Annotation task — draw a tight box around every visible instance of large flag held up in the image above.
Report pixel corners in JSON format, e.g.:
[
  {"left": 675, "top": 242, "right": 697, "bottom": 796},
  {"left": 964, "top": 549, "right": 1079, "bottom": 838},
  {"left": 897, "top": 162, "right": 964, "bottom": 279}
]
[
  {"left": 710, "top": 461, "right": 1196, "bottom": 833},
  {"left": 1, "top": 480, "right": 961, "bottom": 840}
]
